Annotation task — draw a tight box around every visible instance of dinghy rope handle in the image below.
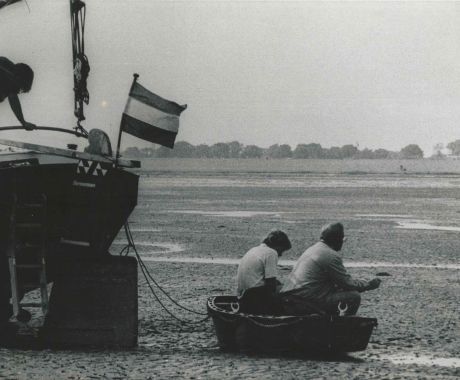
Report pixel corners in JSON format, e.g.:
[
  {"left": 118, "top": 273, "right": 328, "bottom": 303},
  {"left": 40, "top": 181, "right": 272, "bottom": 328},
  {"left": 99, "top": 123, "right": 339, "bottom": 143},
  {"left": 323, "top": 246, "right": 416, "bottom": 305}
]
[
  {"left": 338, "top": 301, "right": 348, "bottom": 316},
  {"left": 230, "top": 302, "right": 240, "bottom": 313}
]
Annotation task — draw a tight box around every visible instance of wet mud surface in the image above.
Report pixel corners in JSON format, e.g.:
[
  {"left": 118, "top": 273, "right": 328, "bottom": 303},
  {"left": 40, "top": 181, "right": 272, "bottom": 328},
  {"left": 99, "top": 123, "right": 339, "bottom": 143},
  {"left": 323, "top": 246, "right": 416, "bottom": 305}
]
[{"left": 1, "top": 170, "right": 459, "bottom": 379}]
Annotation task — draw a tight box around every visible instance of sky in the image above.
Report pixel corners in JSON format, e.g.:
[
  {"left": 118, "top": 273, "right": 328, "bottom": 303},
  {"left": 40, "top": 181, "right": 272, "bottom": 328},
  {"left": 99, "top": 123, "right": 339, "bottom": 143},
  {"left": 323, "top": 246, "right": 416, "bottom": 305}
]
[{"left": 0, "top": 0, "right": 459, "bottom": 156}]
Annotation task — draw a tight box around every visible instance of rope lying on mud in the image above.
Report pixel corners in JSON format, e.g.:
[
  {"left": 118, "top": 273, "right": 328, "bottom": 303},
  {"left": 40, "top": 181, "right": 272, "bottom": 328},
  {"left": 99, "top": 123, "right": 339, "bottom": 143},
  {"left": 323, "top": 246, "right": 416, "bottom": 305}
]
[{"left": 120, "top": 222, "right": 210, "bottom": 325}]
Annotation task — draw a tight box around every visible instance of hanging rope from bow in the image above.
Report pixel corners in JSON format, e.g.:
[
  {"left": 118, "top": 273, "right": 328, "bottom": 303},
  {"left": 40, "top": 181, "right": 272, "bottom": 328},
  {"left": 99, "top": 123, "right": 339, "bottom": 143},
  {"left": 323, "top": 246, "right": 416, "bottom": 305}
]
[{"left": 70, "top": 0, "right": 89, "bottom": 137}]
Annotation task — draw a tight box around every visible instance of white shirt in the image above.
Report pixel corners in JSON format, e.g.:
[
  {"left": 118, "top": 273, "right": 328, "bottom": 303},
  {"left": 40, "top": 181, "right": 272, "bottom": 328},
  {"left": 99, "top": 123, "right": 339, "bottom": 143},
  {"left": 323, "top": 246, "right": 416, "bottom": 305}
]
[{"left": 236, "top": 243, "right": 278, "bottom": 297}]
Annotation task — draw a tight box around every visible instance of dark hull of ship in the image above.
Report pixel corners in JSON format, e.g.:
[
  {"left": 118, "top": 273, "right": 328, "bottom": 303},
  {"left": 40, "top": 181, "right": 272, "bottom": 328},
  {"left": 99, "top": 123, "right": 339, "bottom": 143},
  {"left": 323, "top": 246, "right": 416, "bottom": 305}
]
[{"left": 0, "top": 152, "right": 139, "bottom": 348}]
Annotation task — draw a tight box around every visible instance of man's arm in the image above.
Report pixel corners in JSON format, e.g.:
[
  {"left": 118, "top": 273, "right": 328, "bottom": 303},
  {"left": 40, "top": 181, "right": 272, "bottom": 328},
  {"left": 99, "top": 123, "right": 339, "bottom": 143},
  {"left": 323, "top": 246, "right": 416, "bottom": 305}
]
[
  {"left": 263, "top": 250, "right": 280, "bottom": 294},
  {"left": 327, "top": 254, "right": 380, "bottom": 292},
  {"left": 8, "top": 94, "right": 35, "bottom": 130}
]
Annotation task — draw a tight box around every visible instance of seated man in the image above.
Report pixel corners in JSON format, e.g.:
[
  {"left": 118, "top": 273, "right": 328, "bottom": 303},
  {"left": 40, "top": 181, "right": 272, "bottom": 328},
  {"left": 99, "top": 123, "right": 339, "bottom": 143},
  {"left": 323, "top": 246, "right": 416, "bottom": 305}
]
[
  {"left": 280, "top": 222, "right": 381, "bottom": 315},
  {"left": 236, "top": 230, "right": 291, "bottom": 315},
  {"left": 0, "top": 57, "right": 36, "bottom": 130}
]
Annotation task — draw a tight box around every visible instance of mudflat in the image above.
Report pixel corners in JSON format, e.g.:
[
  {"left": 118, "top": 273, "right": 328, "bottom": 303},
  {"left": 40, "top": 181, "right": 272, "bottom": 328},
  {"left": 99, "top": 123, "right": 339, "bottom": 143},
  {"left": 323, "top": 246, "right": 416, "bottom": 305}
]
[{"left": 1, "top": 162, "right": 459, "bottom": 379}]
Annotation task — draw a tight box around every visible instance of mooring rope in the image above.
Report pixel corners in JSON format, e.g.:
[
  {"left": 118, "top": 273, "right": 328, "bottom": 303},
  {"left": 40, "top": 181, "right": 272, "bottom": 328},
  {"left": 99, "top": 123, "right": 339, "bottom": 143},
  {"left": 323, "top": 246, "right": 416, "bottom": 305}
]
[
  {"left": 120, "top": 222, "right": 210, "bottom": 324},
  {"left": 137, "top": 251, "right": 210, "bottom": 325},
  {"left": 124, "top": 222, "right": 208, "bottom": 316}
]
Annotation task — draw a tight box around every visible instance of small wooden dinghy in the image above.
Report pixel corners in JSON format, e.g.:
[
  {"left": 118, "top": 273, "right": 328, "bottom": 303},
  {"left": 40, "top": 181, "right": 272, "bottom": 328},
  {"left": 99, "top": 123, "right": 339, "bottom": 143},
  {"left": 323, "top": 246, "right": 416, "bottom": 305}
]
[{"left": 207, "top": 296, "right": 377, "bottom": 353}]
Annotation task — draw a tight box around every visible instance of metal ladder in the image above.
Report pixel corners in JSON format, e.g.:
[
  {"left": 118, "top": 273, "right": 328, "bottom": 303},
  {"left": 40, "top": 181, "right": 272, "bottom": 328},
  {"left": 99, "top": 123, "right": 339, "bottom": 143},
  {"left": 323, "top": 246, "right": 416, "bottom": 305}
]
[{"left": 7, "top": 194, "right": 49, "bottom": 321}]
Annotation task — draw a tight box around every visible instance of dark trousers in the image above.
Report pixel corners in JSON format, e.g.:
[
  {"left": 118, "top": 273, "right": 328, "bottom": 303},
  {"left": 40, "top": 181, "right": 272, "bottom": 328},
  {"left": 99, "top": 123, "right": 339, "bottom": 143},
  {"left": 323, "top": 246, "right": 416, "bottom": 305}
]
[{"left": 238, "top": 286, "right": 283, "bottom": 315}]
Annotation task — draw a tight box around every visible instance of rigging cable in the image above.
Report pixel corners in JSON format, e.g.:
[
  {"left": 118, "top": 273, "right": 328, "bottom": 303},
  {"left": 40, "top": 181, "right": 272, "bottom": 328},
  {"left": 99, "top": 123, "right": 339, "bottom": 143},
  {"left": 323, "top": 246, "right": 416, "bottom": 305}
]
[
  {"left": 121, "top": 222, "right": 210, "bottom": 324},
  {"left": 70, "top": 0, "right": 89, "bottom": 137},
  {"left": 123, "top": 222, "right": 208, "bottom": 316}
]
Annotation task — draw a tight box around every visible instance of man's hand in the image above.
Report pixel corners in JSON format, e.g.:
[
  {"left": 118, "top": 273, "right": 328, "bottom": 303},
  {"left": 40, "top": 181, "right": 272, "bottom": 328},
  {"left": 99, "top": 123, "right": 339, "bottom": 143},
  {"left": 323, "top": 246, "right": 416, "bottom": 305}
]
[
  {"left": 23, "top": 122, "right": 36, "bottom": 131},
  {"left": 367, "top": 278, "right": 382, "bottom": 290}
]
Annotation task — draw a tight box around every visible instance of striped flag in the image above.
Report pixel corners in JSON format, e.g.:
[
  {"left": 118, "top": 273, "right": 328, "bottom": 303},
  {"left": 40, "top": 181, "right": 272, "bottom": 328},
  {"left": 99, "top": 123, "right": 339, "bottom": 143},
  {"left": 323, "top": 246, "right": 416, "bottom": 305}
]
[{"left": 121, "top": 81, "right": 187, "bottom": 148}]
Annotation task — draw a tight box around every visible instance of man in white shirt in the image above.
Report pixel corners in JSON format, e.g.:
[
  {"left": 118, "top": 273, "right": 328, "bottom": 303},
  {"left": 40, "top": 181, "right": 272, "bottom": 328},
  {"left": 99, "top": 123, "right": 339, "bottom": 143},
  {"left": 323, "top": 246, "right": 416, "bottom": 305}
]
[{"left": 236, "top": 230, "right": 291, "bottom": 314}]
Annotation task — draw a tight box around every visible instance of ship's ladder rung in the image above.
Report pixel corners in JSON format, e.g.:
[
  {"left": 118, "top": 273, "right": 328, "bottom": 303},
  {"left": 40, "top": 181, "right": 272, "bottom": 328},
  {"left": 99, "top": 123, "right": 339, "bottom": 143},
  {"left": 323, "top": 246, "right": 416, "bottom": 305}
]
[
  {"left": 15, "top": 264, "right": 42, "bottom": 269},
  {"left": 8, "top": 193, "right": 49, "bottom": 320},
  {"left": 15, "top": 222, "right": 43, "bottom": 229},
  {"left": 16, "top": 243, "right": 42, "bottom": 250},
  {"left": 17, "top": 203, "right": 45, "bottom": 209},
  {"left": 20, "top": 302, "right": 44, "bottom": 308},
  {"left": 22, "top": 282, "right": 42, "bottom": 290}
]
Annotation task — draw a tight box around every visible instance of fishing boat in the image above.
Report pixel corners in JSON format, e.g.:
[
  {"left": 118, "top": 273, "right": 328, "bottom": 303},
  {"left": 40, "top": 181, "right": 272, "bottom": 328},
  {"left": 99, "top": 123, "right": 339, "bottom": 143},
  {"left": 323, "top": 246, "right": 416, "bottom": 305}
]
[
  {"left": 0, "top": 0, "right": 185, "bottom": 348},
  {"left": 207, "top": 296, "right": 378, "bottom": 353}
]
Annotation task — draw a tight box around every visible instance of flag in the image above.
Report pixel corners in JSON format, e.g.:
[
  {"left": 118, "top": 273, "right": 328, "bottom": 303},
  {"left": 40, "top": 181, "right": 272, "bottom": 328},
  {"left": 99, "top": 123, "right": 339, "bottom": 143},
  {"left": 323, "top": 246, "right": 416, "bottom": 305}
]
[{"left": 121, "top": 81, "right": 187, "bottom": 149}]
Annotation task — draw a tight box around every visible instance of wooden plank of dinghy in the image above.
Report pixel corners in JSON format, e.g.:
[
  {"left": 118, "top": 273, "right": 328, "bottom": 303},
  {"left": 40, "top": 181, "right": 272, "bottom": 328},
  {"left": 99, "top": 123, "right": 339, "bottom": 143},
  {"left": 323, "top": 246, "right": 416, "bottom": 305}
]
[{"left": 0, "top": 139, "right": 141, "bottom": 168}]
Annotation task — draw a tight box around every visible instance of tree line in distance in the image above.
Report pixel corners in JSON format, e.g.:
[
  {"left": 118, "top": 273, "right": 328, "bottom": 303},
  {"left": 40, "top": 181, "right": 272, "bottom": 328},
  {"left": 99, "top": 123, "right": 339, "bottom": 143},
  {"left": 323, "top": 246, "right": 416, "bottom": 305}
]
[{"left": 123, "top": 141, "right": 428, "bottom": 159}]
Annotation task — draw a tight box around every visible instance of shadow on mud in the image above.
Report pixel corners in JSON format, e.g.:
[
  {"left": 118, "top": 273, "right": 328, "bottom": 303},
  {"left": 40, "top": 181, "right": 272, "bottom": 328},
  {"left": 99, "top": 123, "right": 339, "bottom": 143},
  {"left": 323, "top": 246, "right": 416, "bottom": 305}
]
[{"left": 216, "top": 347, "right": 365, "bottom": 363}]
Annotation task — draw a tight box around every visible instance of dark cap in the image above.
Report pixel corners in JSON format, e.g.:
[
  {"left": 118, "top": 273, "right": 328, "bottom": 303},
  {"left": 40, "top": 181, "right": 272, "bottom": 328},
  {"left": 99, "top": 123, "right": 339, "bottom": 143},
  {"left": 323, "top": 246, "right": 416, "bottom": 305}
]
[
  {"left": 320, "top": 222, "right": 344, "bottom": 240},
  {"left": 320, "top": 222, "right": 345, "bottom": 251},
  {"left": 263, "top": 230, "right": 292, "bottom": 251}
]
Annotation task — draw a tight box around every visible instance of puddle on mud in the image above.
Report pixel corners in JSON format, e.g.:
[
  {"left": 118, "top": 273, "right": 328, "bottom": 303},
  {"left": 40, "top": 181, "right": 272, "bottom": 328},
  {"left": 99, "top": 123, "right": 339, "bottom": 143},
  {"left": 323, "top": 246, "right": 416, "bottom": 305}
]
[
  {"left": 128, "top": 228, "right": 162, "bottom": 232},
  {"left": 356, "top": 214, "right": 414, "bottom": 219},
  {"left": 168, "top": 210, "right": 282, "bottom": 218},
  {"left": 379, "top": 353, "right": 460, "bottom": 368},
  {"left": 142, "top": 257, "right": 240, "bottom": 265},
  {"left": 139, "top": 256, "right": 460, "bottom": 270},
  {"left": 355, "top": 214, "right": 460, "bottom": 232},
  {"left": 395, "top": 221, "right": 460, "bottom": 232},
  {"left": 142, "top": 175, "right": 460, "bottom": 189},
  {"left": 112, "top": 241, "right": 184, "bottom": 254}
]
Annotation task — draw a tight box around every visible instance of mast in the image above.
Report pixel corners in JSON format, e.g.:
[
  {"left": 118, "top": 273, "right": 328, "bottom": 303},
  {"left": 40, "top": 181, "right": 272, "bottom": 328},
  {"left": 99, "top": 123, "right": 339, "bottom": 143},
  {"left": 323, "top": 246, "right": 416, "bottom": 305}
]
[{"left": 115, "top": 73, "right": 139, "bottom": 167}]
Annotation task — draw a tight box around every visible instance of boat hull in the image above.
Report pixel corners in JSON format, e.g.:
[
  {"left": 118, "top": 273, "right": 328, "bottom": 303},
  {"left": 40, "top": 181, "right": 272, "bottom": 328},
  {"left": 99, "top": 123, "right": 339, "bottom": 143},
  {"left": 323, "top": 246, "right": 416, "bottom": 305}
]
[
  {"left": 0, "top": 152, "right": 139, "bottom": 257},
  {"left": 207, "top": 296, "right": 378, "bottom": 353}
]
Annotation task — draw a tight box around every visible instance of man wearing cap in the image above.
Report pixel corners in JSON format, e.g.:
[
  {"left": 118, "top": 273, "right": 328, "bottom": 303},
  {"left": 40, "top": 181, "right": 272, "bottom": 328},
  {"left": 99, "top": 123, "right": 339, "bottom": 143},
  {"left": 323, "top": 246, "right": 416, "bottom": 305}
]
[
  {"left": 280, "top": 222, "right": 381, "bottom": 315},
  {"left": 236, "top": 230, "right": 292, "bottom": 314},
  {"left": 0, "top": 57, "right": 36, "bottom": 130}
]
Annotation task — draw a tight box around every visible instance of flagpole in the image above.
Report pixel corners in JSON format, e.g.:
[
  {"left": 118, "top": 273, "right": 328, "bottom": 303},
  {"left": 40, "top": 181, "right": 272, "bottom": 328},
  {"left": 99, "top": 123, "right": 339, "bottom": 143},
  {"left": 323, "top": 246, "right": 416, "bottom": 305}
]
[{"left": 115, "top": 73, "right": 139, "bottom": 168}]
